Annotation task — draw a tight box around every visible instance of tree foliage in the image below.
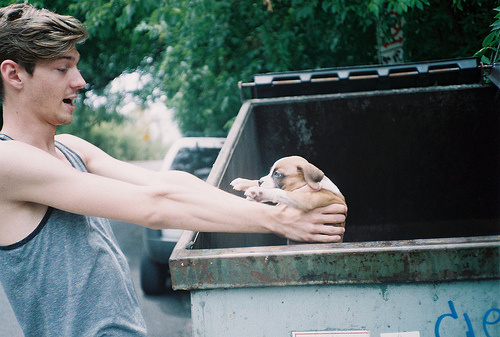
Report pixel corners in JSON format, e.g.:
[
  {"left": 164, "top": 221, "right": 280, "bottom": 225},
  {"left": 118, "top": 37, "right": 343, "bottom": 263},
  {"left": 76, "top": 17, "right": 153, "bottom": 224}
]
[
  {"left": 143, "top": 0, "right": 497, "bottom": 133},
  {"left": 0, "top": 0, "right": 164, "bottom": 91},
  {"left": 475, "top": 5, "right": 500, "bottom": 65},
  {"left": 404, "top": 0, "right": 498, "bottom": 62},
  {"left": 144, "top": 0, "right": 382, "bottom": 132},
  {"left": 1, "top": 0, "right": 498, "bottom": 138},
  {"left": 0, "top": 0, "right": 167, "bottom": 159}
]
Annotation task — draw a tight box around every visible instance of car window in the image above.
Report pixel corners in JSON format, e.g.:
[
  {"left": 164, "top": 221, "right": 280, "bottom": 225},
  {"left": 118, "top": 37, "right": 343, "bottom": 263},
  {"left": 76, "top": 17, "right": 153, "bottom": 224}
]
[{"left": 170, "top": 147, "right": 221, "bottom": 181}]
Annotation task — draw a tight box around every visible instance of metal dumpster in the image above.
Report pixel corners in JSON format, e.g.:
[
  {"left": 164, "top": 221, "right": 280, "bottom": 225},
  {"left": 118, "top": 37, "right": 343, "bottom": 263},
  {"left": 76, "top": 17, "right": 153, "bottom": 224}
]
[{"left": 169, "top": 58, "right": 500, "bottom": 337}]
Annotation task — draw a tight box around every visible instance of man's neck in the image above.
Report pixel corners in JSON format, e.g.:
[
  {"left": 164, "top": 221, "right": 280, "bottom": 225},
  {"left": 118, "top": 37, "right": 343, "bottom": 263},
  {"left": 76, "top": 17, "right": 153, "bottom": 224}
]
[{"left": 1, "top": 118, "right": 58, "bottom": 155}]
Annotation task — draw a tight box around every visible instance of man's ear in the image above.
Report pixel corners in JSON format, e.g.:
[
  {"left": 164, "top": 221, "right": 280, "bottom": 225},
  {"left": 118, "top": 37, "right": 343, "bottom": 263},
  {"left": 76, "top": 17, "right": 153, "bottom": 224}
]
[{"left": 1, "top": 60, "right": 24, "bottom": 90}]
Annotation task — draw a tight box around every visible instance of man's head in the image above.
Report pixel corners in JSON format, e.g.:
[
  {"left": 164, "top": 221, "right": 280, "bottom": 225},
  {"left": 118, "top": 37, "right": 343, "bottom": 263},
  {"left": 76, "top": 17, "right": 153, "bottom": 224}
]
[{"left": 0, "top": 3, "right": 88, "bottom": 101}]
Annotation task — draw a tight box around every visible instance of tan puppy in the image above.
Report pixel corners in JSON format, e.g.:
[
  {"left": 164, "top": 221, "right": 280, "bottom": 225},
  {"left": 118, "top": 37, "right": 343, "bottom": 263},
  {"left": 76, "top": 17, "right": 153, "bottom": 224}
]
[{"left": 231, "top": 156, "right": 346, "bottom": 243}]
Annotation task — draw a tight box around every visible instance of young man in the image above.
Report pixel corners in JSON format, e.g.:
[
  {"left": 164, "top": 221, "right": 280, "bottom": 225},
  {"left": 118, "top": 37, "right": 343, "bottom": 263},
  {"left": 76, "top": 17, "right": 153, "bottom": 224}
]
[{"left": 0, "top": 3, "right": 347, "bottom": 336}]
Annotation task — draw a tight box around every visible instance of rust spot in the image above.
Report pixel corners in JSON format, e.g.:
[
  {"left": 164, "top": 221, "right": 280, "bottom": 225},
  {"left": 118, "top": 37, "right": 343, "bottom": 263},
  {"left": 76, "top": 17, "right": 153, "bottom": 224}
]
[{"left": 250, "top": 271, "right": 272, "bottom": 283}]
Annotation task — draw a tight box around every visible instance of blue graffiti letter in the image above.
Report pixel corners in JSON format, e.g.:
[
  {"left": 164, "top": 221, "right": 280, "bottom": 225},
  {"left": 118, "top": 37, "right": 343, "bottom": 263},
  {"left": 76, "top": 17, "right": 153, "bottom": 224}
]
[
  {"left": 463, "top": 313, "right": 475, "bottom": 337},
  {"left": 483, "top": 308, "right": 500, "bottom": 337},
  {"left": 435, "top": 300, "right": 458, "bottom": 337}
]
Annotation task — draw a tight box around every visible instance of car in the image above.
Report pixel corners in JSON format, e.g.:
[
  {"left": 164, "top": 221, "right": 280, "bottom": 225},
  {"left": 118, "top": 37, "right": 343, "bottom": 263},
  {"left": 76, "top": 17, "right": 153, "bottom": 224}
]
[{"left": 140, "top": 137, "right": 226, "bottom": 295}]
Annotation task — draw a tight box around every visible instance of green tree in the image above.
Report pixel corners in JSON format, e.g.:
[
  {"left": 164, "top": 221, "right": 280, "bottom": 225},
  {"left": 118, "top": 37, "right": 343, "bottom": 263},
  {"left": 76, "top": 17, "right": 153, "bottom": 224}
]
[
  {"left": 404, "top": 0, "right": 498, "bottom": 62},
  {"left": 475, "top": 5, "right": 500, "bottom": 65},
  {"left": 0, "top": 0, "right": 167, "bottom": 159},
  {"left": 141, "top": 0, "right": 497, "bottom": 133},
  {"left": 1, "top": 0, "right": 498, "bottom": 138},
  {"left": 144, "top": 0, "right": 382, "bottom": 132}
]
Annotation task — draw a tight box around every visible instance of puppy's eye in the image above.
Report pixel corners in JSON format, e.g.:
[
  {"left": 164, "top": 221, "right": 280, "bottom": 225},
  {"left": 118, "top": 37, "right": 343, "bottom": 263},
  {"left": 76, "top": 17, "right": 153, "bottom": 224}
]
[{"left": 273, "top": 171, "right": 285, "bottom": 179}]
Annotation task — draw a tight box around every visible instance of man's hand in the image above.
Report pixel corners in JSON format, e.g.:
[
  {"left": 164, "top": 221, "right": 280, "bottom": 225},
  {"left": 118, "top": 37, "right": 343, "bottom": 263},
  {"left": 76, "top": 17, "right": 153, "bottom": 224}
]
[{"left": 275, "top": 203, "right": 347, "bottom": 243}]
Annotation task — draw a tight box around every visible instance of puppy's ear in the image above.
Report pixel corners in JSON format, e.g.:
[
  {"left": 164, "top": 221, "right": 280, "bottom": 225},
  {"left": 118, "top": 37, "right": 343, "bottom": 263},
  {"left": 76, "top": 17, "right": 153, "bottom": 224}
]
[{"left": 299, "top": 163, "right": 324, "bottom": 190}]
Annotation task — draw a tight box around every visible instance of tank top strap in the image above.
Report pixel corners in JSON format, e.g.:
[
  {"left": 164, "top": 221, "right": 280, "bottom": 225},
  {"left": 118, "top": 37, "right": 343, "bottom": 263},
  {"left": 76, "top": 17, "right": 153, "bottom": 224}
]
[
  {"left": 0, "top": 133, "right": 13, "bottom": 141},
  {"left": 55, "top": 141, "right": 88, "bottom": 173}
]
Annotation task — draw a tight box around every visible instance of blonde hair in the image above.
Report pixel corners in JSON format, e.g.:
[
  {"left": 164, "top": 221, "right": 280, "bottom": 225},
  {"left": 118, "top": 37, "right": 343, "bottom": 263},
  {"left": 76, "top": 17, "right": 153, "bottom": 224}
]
[{"left": 0, "top": 3, "right": 88, "bottom": 100}]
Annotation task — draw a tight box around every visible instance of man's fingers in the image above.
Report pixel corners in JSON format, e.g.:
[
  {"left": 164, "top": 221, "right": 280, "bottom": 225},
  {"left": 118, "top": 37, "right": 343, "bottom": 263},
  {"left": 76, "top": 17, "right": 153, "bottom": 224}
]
[
  {"left": 314, "top": 223, "right": 345, "bottom": 236},
  {"left": 312, "top": 203, "right": 348, "bottom": 224},
  {"left": 314, "top": 234, "right": 343, "bottom": 243},
  {"left": 300, "top": 233, "right": 344, "bottom": 243},
  {"left": 305, "top": 217, "right": 345, "bottom": 243},
  {"left": 315, "top": 203, "right": 348, "bottom": 215}
]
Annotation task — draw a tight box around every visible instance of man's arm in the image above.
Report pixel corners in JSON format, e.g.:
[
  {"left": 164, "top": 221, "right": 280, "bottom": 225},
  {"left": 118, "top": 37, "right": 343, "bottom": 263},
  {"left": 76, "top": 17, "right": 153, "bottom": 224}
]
[{"left": 2, "top": 137, "right": 347, "bottom": 242}]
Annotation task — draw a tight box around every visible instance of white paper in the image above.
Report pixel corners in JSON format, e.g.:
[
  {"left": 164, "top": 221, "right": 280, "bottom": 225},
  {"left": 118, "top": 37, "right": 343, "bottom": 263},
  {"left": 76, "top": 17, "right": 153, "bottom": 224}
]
[{"left": 380, "top": 332, "right": 420, "bottom": 337}]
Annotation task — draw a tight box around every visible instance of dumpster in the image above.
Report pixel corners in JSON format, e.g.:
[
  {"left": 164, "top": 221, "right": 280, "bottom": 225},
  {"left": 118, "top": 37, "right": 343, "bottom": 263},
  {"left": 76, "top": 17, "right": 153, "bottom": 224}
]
[{"left": 169, "top": 58, "right": 500, "bottom": 337}]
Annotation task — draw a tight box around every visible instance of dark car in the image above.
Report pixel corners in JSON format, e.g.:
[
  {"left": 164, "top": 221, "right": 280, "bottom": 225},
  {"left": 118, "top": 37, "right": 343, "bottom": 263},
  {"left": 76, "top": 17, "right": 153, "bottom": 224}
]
[{"left": 140, "top": 137, "right": 225, "bottom": 295}]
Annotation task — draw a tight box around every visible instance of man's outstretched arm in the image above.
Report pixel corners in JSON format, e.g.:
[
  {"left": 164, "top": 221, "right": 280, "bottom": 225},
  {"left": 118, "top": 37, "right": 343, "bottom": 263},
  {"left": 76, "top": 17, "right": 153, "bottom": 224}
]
[{"left": 3, "top": 135, "right": 347, "bottom": 242}]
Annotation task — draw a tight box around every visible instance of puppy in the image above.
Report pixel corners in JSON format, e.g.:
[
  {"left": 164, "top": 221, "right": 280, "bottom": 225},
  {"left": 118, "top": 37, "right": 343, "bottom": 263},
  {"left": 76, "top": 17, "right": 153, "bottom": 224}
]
[{"left": 231, "top": 156, "right": 346, "bottom": 243}]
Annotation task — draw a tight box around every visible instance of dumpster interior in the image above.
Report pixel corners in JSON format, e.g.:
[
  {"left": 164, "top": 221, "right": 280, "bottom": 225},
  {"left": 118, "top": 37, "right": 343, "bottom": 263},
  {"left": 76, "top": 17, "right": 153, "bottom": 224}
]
[{"left": 195, "top": 84, "right": 500, "bottom": 249}]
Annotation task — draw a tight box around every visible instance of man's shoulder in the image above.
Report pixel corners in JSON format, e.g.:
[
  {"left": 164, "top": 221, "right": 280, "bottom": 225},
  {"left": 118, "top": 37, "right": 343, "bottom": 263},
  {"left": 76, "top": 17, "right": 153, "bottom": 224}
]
[
  {"left": 0, "top": 138, "right": 35, "bottom": 158},
  {"left": 0, "top": 140, "right": 56, "bottom": 193},
  {"left": 0, "top": 140, "right": 51, "bottom": 172},
  {"left": 0, "top": 138, "right": 83, "bottom": 197}
]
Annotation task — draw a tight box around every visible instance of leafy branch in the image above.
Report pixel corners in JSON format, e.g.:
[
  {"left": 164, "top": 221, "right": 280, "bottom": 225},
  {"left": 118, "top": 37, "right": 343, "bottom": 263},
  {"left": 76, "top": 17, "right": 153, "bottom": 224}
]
[{"left": 475, "top": 6, "right": 500, "bottom": 64}]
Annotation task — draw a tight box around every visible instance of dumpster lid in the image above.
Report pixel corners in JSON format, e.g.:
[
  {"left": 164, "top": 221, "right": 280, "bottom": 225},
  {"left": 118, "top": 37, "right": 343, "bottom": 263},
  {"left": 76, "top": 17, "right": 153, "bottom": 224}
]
[
  {"left": 170, "top": 235, "right": 500, "bottom": 290},
  {"left": 240, "top": 58, "right": 482, "bottom": 100},
  {"left": 487, "top": 62, "right": 500, "bottom": 89}
]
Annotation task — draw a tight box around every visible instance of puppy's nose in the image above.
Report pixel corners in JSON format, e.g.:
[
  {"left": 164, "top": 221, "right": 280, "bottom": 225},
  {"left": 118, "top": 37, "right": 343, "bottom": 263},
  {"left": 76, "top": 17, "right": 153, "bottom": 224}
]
[{"left": 258, "top": 180, "right": 263, "bottom": 186}]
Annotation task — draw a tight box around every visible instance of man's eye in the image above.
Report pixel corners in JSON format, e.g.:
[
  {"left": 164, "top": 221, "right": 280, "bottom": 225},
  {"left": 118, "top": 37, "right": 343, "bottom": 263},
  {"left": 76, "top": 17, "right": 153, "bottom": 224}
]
[{"left": 57, "top": 68, "right": 68, "bottom": 73}]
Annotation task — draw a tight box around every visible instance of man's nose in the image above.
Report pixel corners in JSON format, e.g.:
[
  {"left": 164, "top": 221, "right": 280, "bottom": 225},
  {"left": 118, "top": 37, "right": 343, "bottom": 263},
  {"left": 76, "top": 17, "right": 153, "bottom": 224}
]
[{"left": 71, "top": 69, "right": 87, "bottom": 90}]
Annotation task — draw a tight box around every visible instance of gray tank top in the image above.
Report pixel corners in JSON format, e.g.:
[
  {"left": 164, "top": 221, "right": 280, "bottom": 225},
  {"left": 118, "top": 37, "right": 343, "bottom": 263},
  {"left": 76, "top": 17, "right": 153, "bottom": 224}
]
[{"left": 0, "top": 134, "right": 147, "bottom": 336}]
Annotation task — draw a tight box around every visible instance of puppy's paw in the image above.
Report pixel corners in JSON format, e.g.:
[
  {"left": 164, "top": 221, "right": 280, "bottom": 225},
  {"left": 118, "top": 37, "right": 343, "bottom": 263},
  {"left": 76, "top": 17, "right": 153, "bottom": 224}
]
[
  {"left": 230, "top": 178, "right": 259, "bottom": 191},
  {"left": 244, "top": 186, "right": 266, "bottom": 202}
]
